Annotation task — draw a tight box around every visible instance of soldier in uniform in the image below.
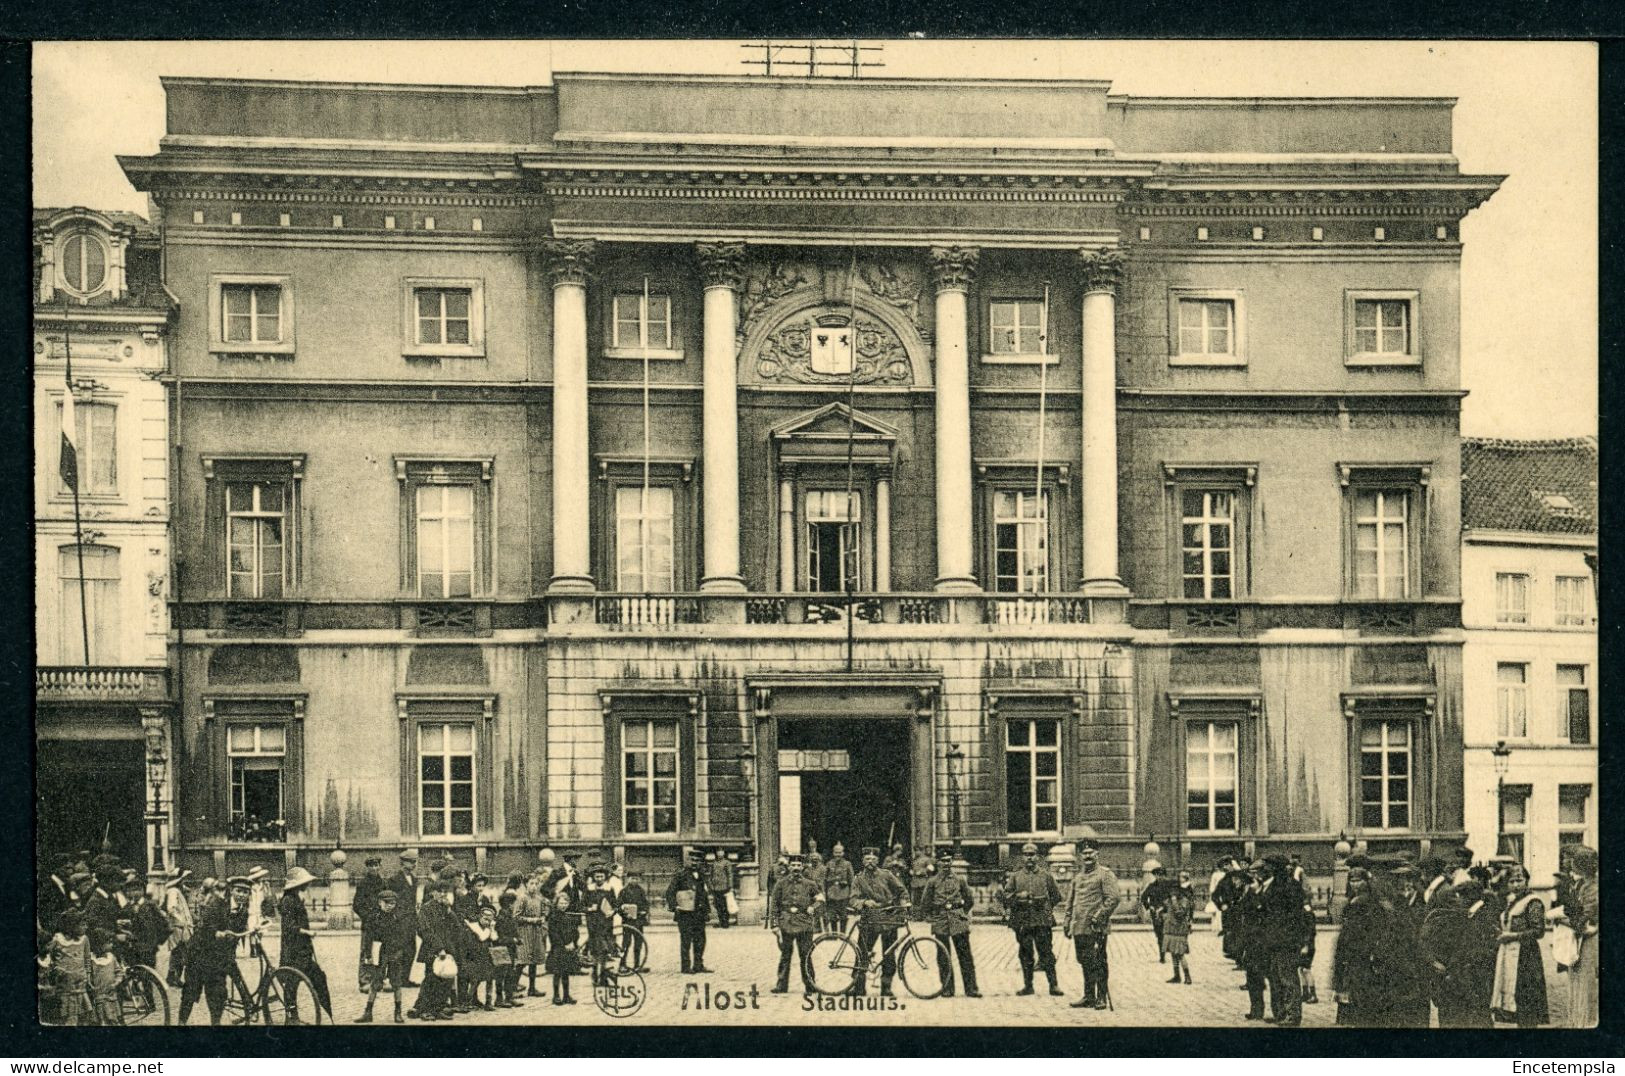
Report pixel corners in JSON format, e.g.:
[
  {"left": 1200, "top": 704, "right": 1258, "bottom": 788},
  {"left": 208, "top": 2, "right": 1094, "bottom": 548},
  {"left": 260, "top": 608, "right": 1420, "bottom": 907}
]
[
  {"left": 849, "top": 846, "right": 908, "bottom": 997},
  {"left": 1062, "top": 836, "right": 1121, "bottom": 1008},
  {"left": 766, "top": 854, "right": 823, "bottom": 994},
  {"left": 1003, "top": 842, "right": 1063, "bottom": 997},
  {"left": 822, "top": 842, "right": 856, "bottom": 934},
  {"left": 803, "top": 851, "right": 826, "bottom": 930},
  {"left": 665, "top": 846, "right": 712, "bottom": 974},
  {"left": 919, "top": 848, "right": 979, "bottom": 997}
]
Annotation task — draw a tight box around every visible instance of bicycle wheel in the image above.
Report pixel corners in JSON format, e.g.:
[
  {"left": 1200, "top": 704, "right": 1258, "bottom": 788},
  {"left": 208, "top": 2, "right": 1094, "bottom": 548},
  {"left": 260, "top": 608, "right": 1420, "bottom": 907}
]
[
  {"left": 616, "top": 924, "right": 649, "bottom": 972},
  {"left": 118, "top": 965, "right": 172, "bottom": 1026},
  {"left": 896, "top": 935, "right": 948, "bottom": 1000},
  {"left": 805, "top": 933, "right": 861, "bottom": 997},
  {"left": 262, "top": 968, "right": 324, "bottom": 1026}
]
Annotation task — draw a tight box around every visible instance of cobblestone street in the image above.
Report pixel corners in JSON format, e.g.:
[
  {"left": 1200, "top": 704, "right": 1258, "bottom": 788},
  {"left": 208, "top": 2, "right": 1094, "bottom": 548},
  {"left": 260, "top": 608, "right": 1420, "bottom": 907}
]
[{"left": 156, "top": 924, "right": 1571, "bottom": 1029}]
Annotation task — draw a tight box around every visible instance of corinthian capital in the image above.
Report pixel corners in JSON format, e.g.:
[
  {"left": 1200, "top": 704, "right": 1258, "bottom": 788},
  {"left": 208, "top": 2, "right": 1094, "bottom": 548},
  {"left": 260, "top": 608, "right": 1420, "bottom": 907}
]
[
  {"left": 1078, "top": 247, "right": 1125, "bottom": 295},
  {"left": 695, "top": 241, "right": 746, "bottom": 290},
  {"left": 928, "top": 246, "right": 980, "bottom": 292},
  {"left": 541, "top": 239, "right": 598, "bottom": 287}
]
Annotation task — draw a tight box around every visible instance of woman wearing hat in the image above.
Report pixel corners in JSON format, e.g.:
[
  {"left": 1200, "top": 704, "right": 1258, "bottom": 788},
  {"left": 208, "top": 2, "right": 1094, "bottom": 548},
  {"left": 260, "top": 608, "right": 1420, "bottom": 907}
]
[{"left": 277, "top": 866, "right": 333, "bottom": 1021}]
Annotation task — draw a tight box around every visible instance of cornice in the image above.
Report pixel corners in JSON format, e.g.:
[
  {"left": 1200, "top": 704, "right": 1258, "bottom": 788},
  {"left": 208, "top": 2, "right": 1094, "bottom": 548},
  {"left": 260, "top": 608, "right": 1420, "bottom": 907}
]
[
  {"left": 165, "top": 229, "right": 532, "bottom": 252},
  {"left": 1118, "top": 388, "right": 1465, "bottom": 414},
  {"left": 146, "top": 185, "right": 546, "bottom": 208},
  {"left": 550, "top": 220, "right": 1121, "bottom": 250}
]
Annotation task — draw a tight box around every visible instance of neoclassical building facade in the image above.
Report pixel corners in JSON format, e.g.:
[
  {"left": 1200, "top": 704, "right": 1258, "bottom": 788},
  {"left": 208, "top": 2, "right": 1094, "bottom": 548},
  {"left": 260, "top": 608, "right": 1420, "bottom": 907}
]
[{"left": 117, "top": 72, "right": 1501, "bottom": 896}]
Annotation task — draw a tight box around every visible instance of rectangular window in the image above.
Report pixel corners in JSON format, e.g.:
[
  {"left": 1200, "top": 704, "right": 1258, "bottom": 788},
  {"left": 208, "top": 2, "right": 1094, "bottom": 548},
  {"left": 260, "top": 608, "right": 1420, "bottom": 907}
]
[
  {"left": 622, "top": 718, "right": 679, "bottom": 835},
  {"left": 612, "top": 292, "right": 673, "bottom": 350},
  {"left": 415, "top": 287, "right": 472, "bottom": 347},
  {"left": 1359, "top": 720, "right": 1410, "bottom": 830},
  {"left": 1555, "top": 575, "right": 1590, "bottom": 626},
  {"left": 615, "top": 485, "right": 675, "bottom": 592},
  {"left": 1186, "top": 720, "right": 1238, "bottom": 833},
  {"left": 1558, "top": 784, "right": 1591, "bottom": 848},
  {"left": 1495, "top": 572, "right": 1530, "bottom": 624},
  {"left": 805, "top": 489, "right": 862, "bottom": 593},
  {"left": 57, "top": 545, "right": 119, "bottom": 664},
  {"left": 57, "top": 401, "right": 117, "bottom": 496},
  {"left": 226, "top": 481, "right": 287, "bottom": 598},
  {"left": 222, "top": 283, "right": 282, "bottom": 344},
  {"left": 988, "top": 299, "right": 1044, "bottom": 355},
  {"left": 1352, "top": 489, "right": 1410, "bottom": 598},
  {"left": 1499, "top": 785, "right": 1530, "bottom": 862},
  {"left": 1177, "top": 298, "right": 1234, "bottom": 356},
  {"left": 1557, "top": 665, "right": 1590, "bottom": 744},
  {"left": 227, "top": 723, "right": 286, "bottom": 831},
  {"left": 993, "top": 489, "right": 1049, "bottom": 593},
  {"left": 1353, "top": 299, "right": 1410, "bottom": 356},
  {"left": 1005, "top": 717, "right": 1060, "bottom": 834},
  {"left": 1181, "top": 489, "right": 1235, "bottom": 599},
  {"left": 1497, "top": 663, "right": 1529, "bottom": 739},
  {"left": 418, "top": 721, "right": 475, "bottom": 837},
  {"left": 416, "top": 483, "right": 475, "bottom": 598}
]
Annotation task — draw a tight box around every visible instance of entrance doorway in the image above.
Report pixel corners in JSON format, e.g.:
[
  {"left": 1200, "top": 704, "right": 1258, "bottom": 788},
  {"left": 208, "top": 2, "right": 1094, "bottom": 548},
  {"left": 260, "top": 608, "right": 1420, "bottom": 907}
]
[
  {"left": 37, "top": 738, "right": 145, "bottom": 868},
  {"left": 777, "top": 718, "right": 909, "bottom": 857}
]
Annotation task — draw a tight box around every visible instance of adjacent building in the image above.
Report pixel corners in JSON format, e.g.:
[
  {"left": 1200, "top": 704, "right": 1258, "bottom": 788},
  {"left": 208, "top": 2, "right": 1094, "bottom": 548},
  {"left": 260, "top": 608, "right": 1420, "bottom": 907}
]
[
  {"left": 1460, "top": 437, "right": 1597, "bottom": 887},
  {"left": 33, "top": 207, "right": 176, "bottom": 872},
  {"left": 115, "top": 72, "right": 1502, "bottom": 899}
]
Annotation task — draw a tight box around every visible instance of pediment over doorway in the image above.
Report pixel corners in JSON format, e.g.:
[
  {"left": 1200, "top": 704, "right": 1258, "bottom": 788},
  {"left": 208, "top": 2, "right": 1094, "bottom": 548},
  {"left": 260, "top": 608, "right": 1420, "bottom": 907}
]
[{"left": 769, "top": 402, "right": 898, "bottom": 468}]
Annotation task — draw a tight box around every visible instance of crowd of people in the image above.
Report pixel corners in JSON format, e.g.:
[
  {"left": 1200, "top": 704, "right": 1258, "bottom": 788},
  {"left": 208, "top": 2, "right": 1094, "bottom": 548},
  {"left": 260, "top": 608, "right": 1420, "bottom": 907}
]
[{"left": 37, "top": 837, "right": 1599, "bottom": 1028}]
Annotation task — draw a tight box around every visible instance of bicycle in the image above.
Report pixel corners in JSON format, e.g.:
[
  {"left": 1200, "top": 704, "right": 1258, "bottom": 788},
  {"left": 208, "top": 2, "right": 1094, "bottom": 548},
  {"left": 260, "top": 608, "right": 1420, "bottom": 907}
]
[
  {"left": 39, "top": 956, "right": 171, "bottom": 1027},
  {"left": 805, "top": 905, "right": 949, "bottom": 999},
  {"left": 218, "top": 930, "right": 325, "bottom": 1025}
]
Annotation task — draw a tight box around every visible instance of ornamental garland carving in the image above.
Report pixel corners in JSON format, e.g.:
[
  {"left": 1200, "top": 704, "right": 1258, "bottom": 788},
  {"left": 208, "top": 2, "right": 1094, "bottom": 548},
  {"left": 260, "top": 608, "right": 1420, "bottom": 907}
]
[
  {"left": 738, "top": 259, "right": 813, "bottom": 342},
  {"left": 928, "top": 245, "right": 980, "bottom": 291},
  {"left": 737, "top": 255, "right": 932, "bottom": 346},
  {"left": 540, "top": 239, "right": 598, "bottom": 286},
  {"left": 756, "top": 309, "right": 911, "bottom": 386},
  {"left": 1078, "top": 246, "right": 1125, "bottom": 294},
  {"left": 695, "top": 241, "right": 746, "bottom": 290}
]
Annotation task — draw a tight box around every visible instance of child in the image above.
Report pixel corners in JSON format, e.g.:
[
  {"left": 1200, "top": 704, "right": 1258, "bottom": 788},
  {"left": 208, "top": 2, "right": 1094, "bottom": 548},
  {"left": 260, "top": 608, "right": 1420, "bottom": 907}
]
[
  {"left": 546, "top": 890, "right": 580, "bottom": 1005},
  {"left": 1163, "top": 873, "right": 1195, "bottom": 985},
  {"left": 619, "top": 870, "right": 651, "bottom": 972},
  {"left": 583, "top": 864, "right": 618, "bottom": 985},
  {"left": 46, "top": 911, "right": 93, "bottom": 1025},
  {"left": 462, "top": 903, "right": 498, "bottom": 1011},
  {"left": 516, "top": 873, "right": 549, "bottom": 998},
  {"left": 87, "top": 929, "right": 122, "bottom": 1025},
  {"left": 493, "top": 891, "right": 522, "bottom": 1008}
]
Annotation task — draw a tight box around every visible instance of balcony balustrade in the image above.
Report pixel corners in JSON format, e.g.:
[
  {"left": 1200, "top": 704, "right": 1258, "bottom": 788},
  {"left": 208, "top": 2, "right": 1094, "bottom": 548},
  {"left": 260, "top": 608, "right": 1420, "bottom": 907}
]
[{"left": 36, "top": 666, "right": 170, "bottom": 703}]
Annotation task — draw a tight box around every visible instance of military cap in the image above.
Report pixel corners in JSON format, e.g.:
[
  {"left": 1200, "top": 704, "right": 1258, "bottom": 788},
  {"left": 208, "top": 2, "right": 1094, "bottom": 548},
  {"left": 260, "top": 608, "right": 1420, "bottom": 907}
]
[
  {"left": 1075, "top": 836, "right": 1100, "bottom": 851},
  {"left": 364, "top": 855, "right": 383, "bottom": 867},
  {"left": 588, "top": 863, "right": 611, "bottom": 879},
  {"left": 1021, "top": 842, "right": 1040, "bottom": 854},
  {"left": 227, "top": 875, "right": 253, "bottom": 891},
  {"left": 121, "top": 875, "right": 146, "bottom": 891},
  {"left": 861, "top": 846, "right": 881, "bottom": 856},
  {"left": 936, "top": 848, "right": 955, "bottom": 861},
  {"left": 377, "top": 889, "right": 398, "bottom": 902}
]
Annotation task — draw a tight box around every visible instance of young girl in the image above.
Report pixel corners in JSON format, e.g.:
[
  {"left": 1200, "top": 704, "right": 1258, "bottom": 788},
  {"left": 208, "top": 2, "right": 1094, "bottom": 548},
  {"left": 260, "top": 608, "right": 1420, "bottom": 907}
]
[
  {"left": 492, "top": 892, "right": 521, "bottom": 1008},
  {"left": 462, "top": 903, "right": 498, "bottom": 1011},
  {"left": 87, "top": 930, "right": 122, "bottom": 1025},
  {"left": 515, "top": 874, "right": 549, "bottom": 998},
  {"left": 46, "top": 911, "right": 93, "bottom": 1025},
  {"left": 1162, "top": 873, "right": 1195, "bottom": 985},
  {"left": 583, "top": 864, "right": 618, "bottom": 985},
  {"left": 545, "top": 890, "right": 580, "bottom": 1005}
]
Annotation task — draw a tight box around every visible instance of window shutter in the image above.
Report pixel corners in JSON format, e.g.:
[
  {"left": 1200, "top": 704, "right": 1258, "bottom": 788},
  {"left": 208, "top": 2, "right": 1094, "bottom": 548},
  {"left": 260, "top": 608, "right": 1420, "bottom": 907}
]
[{"left": 1568, "top": 690, "right": 1591, "bottom": 745}]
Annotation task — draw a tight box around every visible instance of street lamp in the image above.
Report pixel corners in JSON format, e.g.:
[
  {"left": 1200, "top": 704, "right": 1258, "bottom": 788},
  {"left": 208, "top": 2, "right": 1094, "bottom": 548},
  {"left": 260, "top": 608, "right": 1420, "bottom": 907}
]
[
  {"left": 945, "top": 743, "right": 965, "bottom": 856},
  {"left": 1492, "top": 739, "right": 1512, "bottom": 859},
  {"left": 140, "top": 710, "right": 168, "bottom": 878}
]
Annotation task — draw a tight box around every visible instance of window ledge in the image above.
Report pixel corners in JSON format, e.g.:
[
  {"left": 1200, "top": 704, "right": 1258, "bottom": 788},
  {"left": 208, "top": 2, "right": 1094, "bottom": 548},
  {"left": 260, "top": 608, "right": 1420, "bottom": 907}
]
[
  {"left": 1345, "top": 354, "right": 1421, "bottom": 368},
  {"left": 213, "top": 347, "right": 295, "bottom": 362},
  {"left": 1169, "top": 354, "right": 1246, "bottom": 368},
  {"left": 403, "top": 347, "right": 486, "bottom": 360},
  {"left": 604, "top": 346, "right": 686, "bottom": 361},
  {"left": 980, "top": 352, "right": 1058, "bottom": 366}
]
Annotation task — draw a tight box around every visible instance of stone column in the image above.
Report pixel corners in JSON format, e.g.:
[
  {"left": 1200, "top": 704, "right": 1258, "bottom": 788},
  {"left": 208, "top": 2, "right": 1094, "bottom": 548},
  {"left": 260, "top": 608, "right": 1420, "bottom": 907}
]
[
  {"left": 874, "top": 474, "right": 892, "bottom": 592},
  {"left": 929, "top": 246, "right": 980, "bottom": 592},
  {"left": 1078, "top": 247, "right": 1127, "bottom": 595},
  {"left": 544, "top": 240, "right": 597, "bottom": 592},
  {"left": 697, "top": 242, "right": 747, "bottom": 592},
  {"left": 778, "top": 472, "right": 797, "bottom": 591}
]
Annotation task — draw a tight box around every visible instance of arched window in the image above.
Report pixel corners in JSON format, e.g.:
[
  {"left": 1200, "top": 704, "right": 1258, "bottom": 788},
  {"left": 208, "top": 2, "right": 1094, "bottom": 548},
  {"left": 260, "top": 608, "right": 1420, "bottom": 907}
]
[
  {"left": 60, "top": 233, "right": 108, "bottom": 295},
  {"left": 57, "top": 544, "right": 120, "bottom": 664}
]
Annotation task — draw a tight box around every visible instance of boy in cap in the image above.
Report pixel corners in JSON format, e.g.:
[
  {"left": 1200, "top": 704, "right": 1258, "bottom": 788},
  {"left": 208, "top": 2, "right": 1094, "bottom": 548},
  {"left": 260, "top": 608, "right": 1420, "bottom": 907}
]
[
  {"left": 124, "top": 875, "right": 171, "bottom": 972},
  {"left": 920, "top": 848, "right": 979, "bottom": 997},
  {"left": 353, "top": 854, "right": 386, "bottom": 991},
  {"left": 1005, "top": 841, "right": 1064, "bottom": 997},
  {"left": 618, "top": 868, "right": 651, "bottom": 972},
  {"left": 356, "top": 888, "right": 411, "bottom": 1023},
  {"left": 385, "top": 849, "right": 422, "bottom": 987}
]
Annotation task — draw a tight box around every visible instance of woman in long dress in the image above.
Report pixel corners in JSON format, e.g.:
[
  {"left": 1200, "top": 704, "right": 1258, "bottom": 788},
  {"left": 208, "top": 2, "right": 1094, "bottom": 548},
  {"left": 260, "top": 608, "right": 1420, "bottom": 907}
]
[
  {"left": 1490, "top": 864, "right": 1548, "bottom": 1027},
  {"left": 1566, "top": 846, "right": 1599, "bottom": 1029}
]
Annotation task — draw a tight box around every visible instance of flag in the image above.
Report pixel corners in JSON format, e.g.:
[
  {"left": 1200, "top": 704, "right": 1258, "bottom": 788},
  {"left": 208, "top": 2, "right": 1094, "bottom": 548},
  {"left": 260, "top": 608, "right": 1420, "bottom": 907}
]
[{"left": 59, "top": 342, "right": 78, "bottom": 493}]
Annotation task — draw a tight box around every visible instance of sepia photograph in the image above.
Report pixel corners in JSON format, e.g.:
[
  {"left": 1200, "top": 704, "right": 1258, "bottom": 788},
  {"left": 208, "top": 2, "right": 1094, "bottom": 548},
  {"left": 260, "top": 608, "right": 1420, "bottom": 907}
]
[{"left": 28, "top": 38, "right": 1598, "bottom": 1037}]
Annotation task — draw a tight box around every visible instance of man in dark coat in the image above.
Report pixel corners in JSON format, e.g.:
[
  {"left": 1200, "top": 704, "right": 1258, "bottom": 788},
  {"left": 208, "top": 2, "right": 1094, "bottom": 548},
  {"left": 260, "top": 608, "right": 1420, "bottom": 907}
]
[
  {"left": 1332, "top": 866, "right": 1386, "bottom": 1025},
  {"left": 178, "top": 879, "right": 236, "bottom": 1026},
  {"left": 766, "top": 854, "right": 823, "bottom": 995},
  {"left": 353, "top": 854, "right": 386, "bottom": 991},
  {"left": 1450, "top": 878, "right": 1498, "bottom": 1027},
  {"left": 1003, "top": 842, "right": 1064, "bottom": 997},
  {"left": 821, "top": 843, "right": 856, "bottom": 934},
  {"left": 1257, "top": 855, "right": 1311, "bottom": 1027},
  {"left": 919, "top": 848, "right": 979, "bottom": 997},
  {"left": 384, "top": 849, "right": 422, "bottom": 988},
  {"left": 356, "top": 888, "right": 413, "bottom": 1023},
  {"left": 1387, "top": 861, "right": 1432, "bottom": 1027},
  {"left": 665, "top": 847, "right": 712, "bottom": 974},
  {"left": 1418, "top": 855, "right": 1468, "bottom": 1027},
  {"left": 1139, "top": 865, "right": 1177, "bottom": 963},
  {"left": 1232, "top": 862, "right": 1270, "bottom": 1021}
]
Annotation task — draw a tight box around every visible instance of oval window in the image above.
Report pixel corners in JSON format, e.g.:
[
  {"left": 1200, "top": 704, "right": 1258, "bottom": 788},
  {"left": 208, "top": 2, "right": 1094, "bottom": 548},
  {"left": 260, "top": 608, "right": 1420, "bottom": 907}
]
[{"left": 62, "top": 233, "right": 107, "bottom": 294}]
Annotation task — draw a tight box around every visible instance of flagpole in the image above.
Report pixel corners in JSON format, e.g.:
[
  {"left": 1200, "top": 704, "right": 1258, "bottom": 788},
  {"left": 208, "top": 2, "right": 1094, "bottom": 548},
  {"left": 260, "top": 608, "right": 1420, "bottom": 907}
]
[
  {"left": 641, "top": 277, "right": 652, "bottom": 593},
  {"left": 843, "top": 253, "right": 860, "bottom": 672},
  {"left": 62, "top": 302, "right": 92, "bottom": 667},
  {"left": 1035, "top": 284, "right": 1049, "bottom": 593}
]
